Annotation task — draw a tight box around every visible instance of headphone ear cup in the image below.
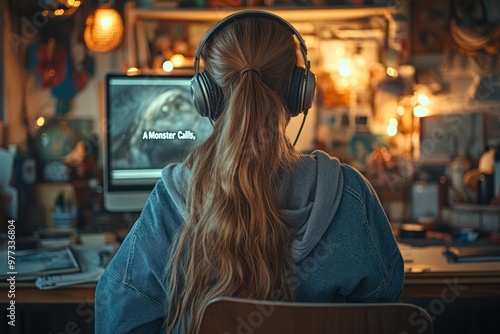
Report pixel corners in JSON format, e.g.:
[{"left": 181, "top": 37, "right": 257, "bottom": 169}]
[
  {"left": 302, "top": 69, "right": 317, "bottom": 112},
  {"left": 201, "top": 72, "right": 223, "bottom": 120},
  {"left": 287, "top": 66, "right": 305, "bottom": 117},
  {"left": 191, "top": 71, "right": 223, "bottom": 120},
  {"left": 191, "top": 74, "right": 209, "bottom": 118}
]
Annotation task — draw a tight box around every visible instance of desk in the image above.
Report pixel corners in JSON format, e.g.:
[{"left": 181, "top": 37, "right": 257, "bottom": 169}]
[
  {"left": 1, "top": 245, "right": 500, "bottom": 303},
  {"left": 1, "top": 248, "right": 500, "bottom": 334},
  {"left": 0, "top": 282, "right": 95, "bottom": 304},
  {"left": 399, "top": 244, "right": 500, "bottom": 298},
  {"left": 1, "top": 277, "right": 499, "bottom": 305}
]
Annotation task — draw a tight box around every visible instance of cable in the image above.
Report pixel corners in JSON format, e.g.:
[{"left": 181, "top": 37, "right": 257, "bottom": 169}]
[{"left": 293, "top": 111, "right": 308, "bottom": 147}]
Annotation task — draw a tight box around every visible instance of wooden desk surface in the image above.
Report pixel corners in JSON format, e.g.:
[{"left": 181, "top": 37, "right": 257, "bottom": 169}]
[
  {"left": 1, "top": 245, "right": 500, "bottom": 304},
  {"left": 0, "top": 282, "right": 96, "bottom": 304},
  {"left": 2, "top": 274, "right": 499, "bottom": 305},
  {"left": 399, "top": 243, "right": 500, "bottom": 298}
]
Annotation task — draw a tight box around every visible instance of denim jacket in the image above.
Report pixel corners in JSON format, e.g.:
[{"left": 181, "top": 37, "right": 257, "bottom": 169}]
[{"left": 95, "top": 150, "right": 404, "bottom": 333}]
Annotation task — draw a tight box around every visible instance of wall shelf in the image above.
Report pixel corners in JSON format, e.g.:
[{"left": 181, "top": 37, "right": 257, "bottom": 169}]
[
  {"left": 126, "top": 5, "right": 395, "bottom": 23},
  {"left": 124, "top": 1, "right": 396, "bottom": 69}
]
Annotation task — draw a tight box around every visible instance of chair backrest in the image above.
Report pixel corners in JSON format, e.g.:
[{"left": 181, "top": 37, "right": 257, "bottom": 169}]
[{"left": 198, "top": 297, "right": 433, "bottom": 334}]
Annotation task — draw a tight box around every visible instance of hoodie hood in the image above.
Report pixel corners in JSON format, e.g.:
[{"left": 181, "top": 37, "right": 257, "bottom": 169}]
[
  {"left": 279, "top": 151, "right": 343, "bottom": 262},
  {"left": 161, "top": 150, "right": 343, "bottom": 263}
]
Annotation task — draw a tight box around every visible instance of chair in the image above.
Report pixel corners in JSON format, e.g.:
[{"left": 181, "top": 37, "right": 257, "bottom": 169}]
[{"left": 198, "top": 296, "right": 433, "bottom": 334}]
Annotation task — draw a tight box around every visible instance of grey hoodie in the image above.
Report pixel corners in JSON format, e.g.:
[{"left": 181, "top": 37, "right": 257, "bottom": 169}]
[{"left": 95, "top": 150, "right": 404, "bottom": 333}]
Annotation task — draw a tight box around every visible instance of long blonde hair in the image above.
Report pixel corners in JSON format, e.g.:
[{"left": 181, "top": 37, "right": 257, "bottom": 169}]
[{"left": 165, "top": 16, "right": 301, "bottom": 333}]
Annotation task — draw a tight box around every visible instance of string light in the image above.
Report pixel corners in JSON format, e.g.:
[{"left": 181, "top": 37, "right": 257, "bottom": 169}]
[
  {"left": 413, "top": 105, "right": 429, "bottom": 118},
  {"left": 387, "top": 118, "right": 398, "bottom": 136},
  {"left": 417, "top": 93, "right": 429, "bottom": 106}
]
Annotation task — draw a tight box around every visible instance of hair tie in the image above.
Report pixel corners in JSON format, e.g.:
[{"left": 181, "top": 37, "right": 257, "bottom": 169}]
[{"left": 240, "top": 65, "right": 261, "bottom": 78}]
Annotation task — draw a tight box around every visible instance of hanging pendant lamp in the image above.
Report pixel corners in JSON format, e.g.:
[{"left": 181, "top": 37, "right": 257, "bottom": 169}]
[{"left": 84, "top": 3, "right": 124, "bottom": 52}]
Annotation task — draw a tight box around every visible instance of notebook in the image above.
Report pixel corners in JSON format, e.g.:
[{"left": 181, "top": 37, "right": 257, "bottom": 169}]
[{"left": 443, "top": 246, "right": 500, "bottom": 263}]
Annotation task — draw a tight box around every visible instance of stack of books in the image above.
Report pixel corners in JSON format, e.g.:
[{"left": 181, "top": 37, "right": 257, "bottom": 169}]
[{"left": 0, "top": 246, "right": 80, "bottom": 281}]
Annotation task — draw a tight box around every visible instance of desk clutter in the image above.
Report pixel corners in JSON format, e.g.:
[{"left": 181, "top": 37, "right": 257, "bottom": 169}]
[
  {"left": 34, "top": 245, "right": 113, "bottom": 290},
  {"left": 0, "top": 227, "right": 120, "bottom": 289},
  {"left": 399, "top": 243, "right": 500, "bottom": 274}
]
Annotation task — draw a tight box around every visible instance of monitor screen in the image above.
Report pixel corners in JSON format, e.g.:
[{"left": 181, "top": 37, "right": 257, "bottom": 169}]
[{"left": 104, "top": 74, "right": 213, "bottom": 212}]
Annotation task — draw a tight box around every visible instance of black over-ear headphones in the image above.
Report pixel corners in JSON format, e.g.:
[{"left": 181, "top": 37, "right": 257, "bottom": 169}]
[{"left": 191, "top": 10, "right": 317, "bottom": 120}]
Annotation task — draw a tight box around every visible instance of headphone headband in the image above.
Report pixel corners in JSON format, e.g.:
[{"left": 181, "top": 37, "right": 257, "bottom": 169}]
[
  {"left": 191, "top": 10, "right": 316, "bottom": 120},
  {"left": 194, "top": 10, "right": 309, "bottom": 74}
]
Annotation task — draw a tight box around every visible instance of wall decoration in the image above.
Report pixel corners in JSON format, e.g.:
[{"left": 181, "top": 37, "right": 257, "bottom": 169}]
[
  {"left": 7, "top": 0, "right": 98, "bottom": 114},
  {"left": 410, "top": 0, "right": 459, "bottom": 53}
]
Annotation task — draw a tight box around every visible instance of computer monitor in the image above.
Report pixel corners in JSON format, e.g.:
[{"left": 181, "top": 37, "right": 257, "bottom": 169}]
[{"left": 104, "top": 74, "right": 213, "bottom": 212}]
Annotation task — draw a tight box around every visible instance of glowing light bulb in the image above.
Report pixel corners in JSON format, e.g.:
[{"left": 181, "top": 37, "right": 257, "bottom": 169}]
[
  {"left": 127, "top": 67, "right": 140, "bottom": 76},
  {"left": 163, "top": 61, "right": 174, "bottom": 72},
  {"left": 36, "top": 116, "right": 46, "bottom": 128},
  {"left": 387, "top": 124, "right": 398, "bottom": 136},
  {"left": 338, "top": 58, "right": 351, "bottom": 77},
  {"left": 386, "top": 67, "right": 398, "bottom": 77},
  {"left": 413, "top": 105, "right": 428, "bottom": 117},
  {"left": 83, "top": 4, "right": 124, "bottom": 52},
  {"left": 417, "top": 93, "right": 429, "bottom": 106}
]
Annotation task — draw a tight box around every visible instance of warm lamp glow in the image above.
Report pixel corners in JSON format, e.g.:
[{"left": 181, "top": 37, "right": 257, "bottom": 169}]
[
  {"left": 338, "top": 58, "right": 351, "bottom": 77},
  {"left": 387, "top": 124, "right": 398, "bottom": 136},
  {"left": 170, "top": 54, "right": 185, "bottom": 68},
  {"left": 36, "top": 116, "right": 46, "bottom": 128},
  {"left": 387, "top": 118, "right": 398, "bottom": 136},
  {"left": 40, "top": 0, "right": 81, "bottom": 18},
  {"left": 84, "top": 3, "right": 124, "bottom": 53},
  {"left": 386, "top": 67, "right": 398, "bottom": 77},
  {"left": 417, "top": 93, "right": 429, "bottom": 106},
  {"left": 162, "top": 61, "right": 174, "bottom": 72},
  {"left": 127, "top": 67, "right": 140, "bottom": 76},
  {"left": 413, "top": 105, "right": 429, "bottom": 118},
  {"left": 397, "top": 105, "right": 405, "bottom": 116}
]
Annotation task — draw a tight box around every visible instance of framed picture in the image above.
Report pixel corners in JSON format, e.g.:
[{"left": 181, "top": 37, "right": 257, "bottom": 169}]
[{"left": 419, "top": 112, "right": 485, "bottom": 164}]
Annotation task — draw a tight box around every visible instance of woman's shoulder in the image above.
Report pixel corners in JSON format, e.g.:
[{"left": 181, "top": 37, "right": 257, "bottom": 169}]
[{"left": 306, "top": 150, "right": 376, "bottom": 197}]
